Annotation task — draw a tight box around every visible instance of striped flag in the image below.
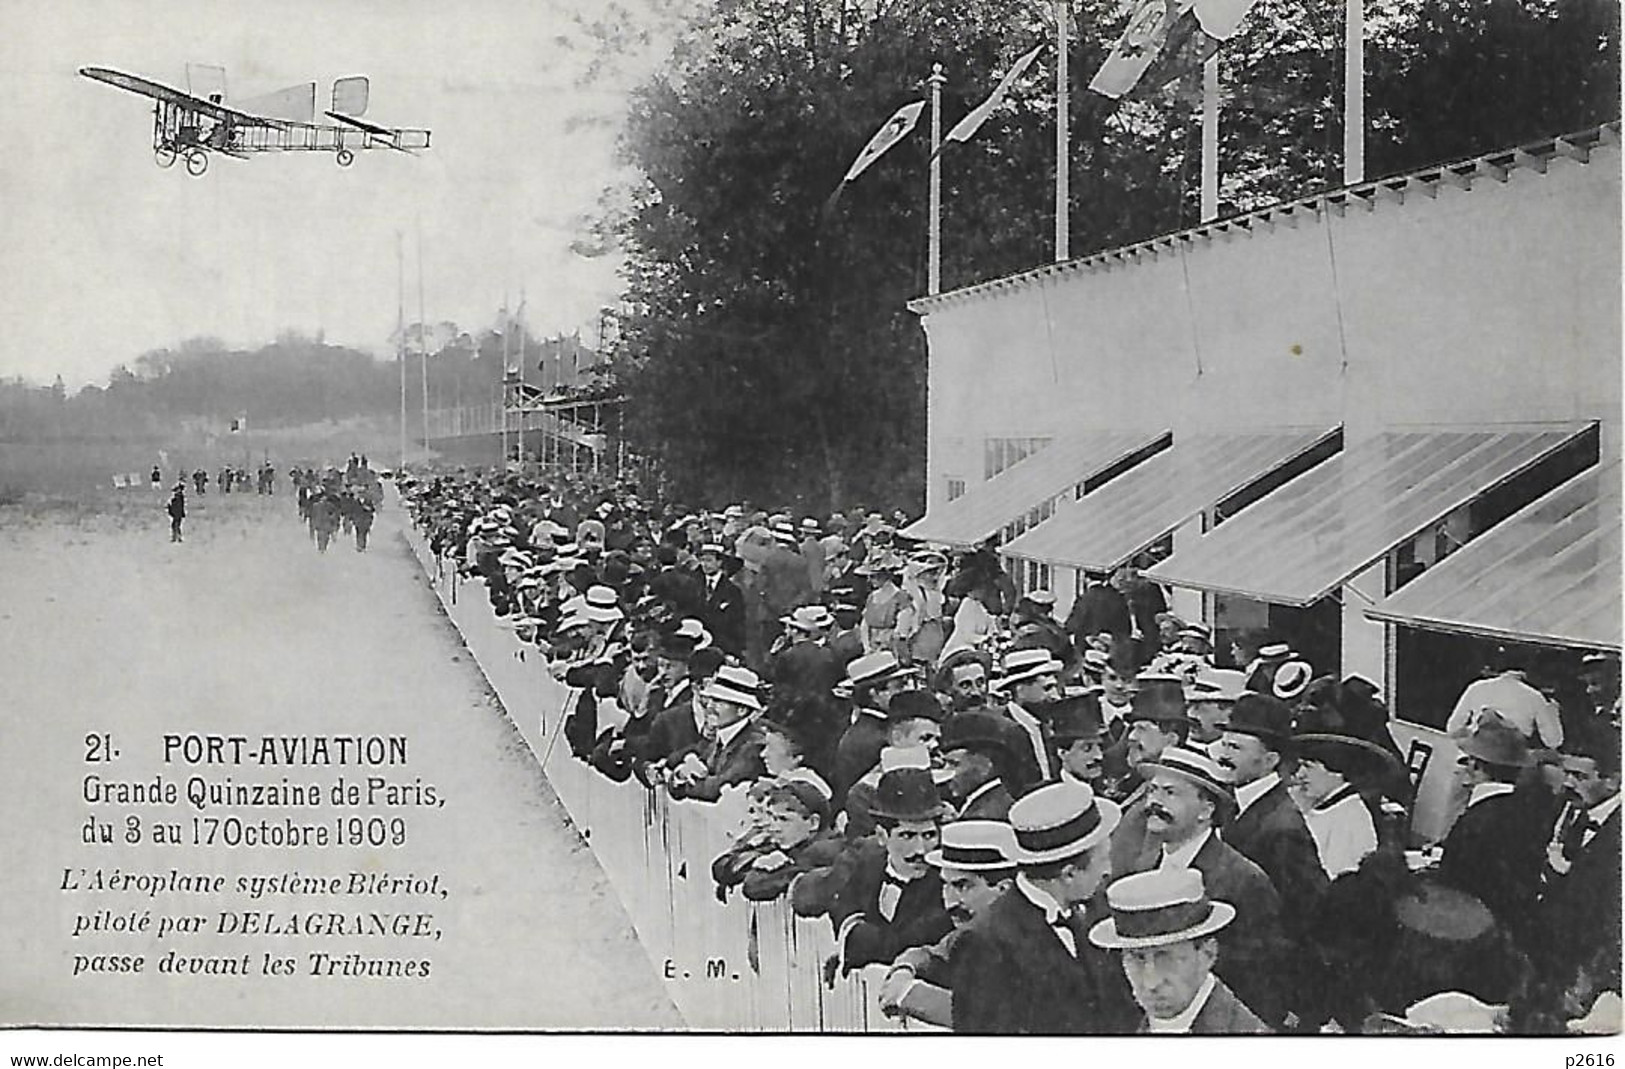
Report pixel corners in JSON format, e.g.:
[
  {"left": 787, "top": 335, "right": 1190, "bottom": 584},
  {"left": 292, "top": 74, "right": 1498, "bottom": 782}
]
[
  {"left": 826, "top": 100, "right": 926, "bottom": 212},
  {"left": 936, "top": 44, "right": 1045, "bottom": 157}
]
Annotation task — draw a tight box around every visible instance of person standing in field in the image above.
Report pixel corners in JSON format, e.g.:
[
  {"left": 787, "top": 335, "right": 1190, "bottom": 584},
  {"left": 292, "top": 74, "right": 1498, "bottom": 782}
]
[{"left": 166, "top": 482, "right": 187, "bottom": 543}]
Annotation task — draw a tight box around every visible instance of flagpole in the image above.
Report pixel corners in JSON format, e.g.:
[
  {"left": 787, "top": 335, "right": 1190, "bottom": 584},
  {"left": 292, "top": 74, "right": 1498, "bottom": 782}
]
[
  {"left": 928, "top": 63, "right": 945, "bottom": 296},
  {"left": 1200, "top": 57, "right": 1220, "bottom": 222},
  {"left": 1054, "top": 0, "right": 1070, "bottom": 261},
  {"left": 1344, "top": 0, "right": 1365, "bottom": 183},
  {"left": 396, "top": 231, "right": 406, "bottom": 471},
  {"left": 500, "top": 292, "right": 510, "bottom": 467},
  {"left": 517, "top": 288, "right": 527, "bottom": 468},
  {"left": 416, "top": 220, "right": 429, "bottom": 458}
]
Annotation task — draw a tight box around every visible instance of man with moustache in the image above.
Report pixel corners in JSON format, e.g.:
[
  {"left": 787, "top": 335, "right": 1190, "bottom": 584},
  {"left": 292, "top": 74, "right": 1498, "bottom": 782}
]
[
  {"left": 1132, "top": 746, "right": 1290, "bottom": 1028},
  {"left": 1107, "top": 677, "right": 1190, "bottom": 874},
  {"left": 878, "top": 820, "right": 1020, "bottom": 1029},
  {"left": 808, "top": 768, "right": 953, "bottom": 976},
  {"left": 949, "top": 781, "right": 1140, "bottom": 1034},
  {"left": 1050, "top": 693, "right": 1108, "bottom": 787},
  {"left": 1184, "top": 668, "right": 1248, "bottom": 754},
  {"left": 937, "top": 651, "right": 995, "bottom": 715},
  {"left": 938, "top": 713, "right": 1018, "bottom": 820}
]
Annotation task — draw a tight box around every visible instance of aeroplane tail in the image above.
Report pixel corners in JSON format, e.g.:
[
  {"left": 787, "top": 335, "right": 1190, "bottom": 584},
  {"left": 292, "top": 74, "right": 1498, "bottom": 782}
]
[{"left": 331, "top": 76, "right": 370, "bottom": 117}]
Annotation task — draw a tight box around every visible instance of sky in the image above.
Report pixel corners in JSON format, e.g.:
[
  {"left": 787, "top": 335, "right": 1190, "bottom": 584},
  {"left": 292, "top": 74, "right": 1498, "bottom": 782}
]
[{"left": 0, "top": 0, "right": 683, "bottom": 387}]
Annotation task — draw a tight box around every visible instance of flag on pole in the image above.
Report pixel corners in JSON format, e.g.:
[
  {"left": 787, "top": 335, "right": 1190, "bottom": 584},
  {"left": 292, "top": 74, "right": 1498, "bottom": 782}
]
[
  {"left": 825, "top": 100, "right": 926, "bottom": 213},
  {"left": 1088, "top": 0, "right": 1260, "bottom": 100},
  {"left": 935, "top": 44, "right": 1045, "bottom": 158}
]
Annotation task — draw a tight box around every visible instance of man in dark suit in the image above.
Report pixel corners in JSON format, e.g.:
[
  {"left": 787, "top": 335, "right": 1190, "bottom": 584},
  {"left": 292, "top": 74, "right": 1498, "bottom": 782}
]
[
  {"left": 667, "top": 664, "right": 768, "bottom": 802},
  {"left": 630, "top": 636, "right": 702, "bottom": 781},
  {"left": 830, "top": 651, "right": 913, "bottom": 803},
  {"left": 818, "top": 768, "right": 953, "bottom": 973},
  {"left": 950, "top": 781, "right": 1142, "bottom": 1034},
  {"left": 939, "top": 713, "right": 1017, "bottom": 821},
  {"left": 1437, "top": 716, "right": 1546, "bottom": 927},
  {"left": 1089, "top": 867, "right": 1271, "bottom": 1033},
  {"left": 1065, "top": 570, "right": 1132, "bottom": 655},
  {"left": 1536, "top": 731, "right": 1622, "bottom": 986},
  {"left": 696, "top": 542, "right": 747, "bottom": 658},
  {"left": 1213, "top": 694, "right": 1329, "bottom": 946},
  {"left": 1130, "top": 746, "right": 1291, "bottom": 1028},
  {"left": 771, "top": 605, "right": 844, "bottom": 702}
]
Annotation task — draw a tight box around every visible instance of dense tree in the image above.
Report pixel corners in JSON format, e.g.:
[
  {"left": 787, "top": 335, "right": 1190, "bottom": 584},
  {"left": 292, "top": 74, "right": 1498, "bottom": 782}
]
[{"left": 594, "top": 0, "right": 1617, "bottom": 513}]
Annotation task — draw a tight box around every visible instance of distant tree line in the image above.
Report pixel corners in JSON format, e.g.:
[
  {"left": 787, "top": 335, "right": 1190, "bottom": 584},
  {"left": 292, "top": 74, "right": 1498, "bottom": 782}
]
[{"left": 0, "top": 326, "right": 608, "bottom": 442}]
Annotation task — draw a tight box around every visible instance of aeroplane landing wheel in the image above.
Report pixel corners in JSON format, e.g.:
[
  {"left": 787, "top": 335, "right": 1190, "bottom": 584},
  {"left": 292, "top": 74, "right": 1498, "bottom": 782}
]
[
  {"left": 154, "top": 145, "right": 177, "bottom": 169},
  {"left": 184, "top": 150, "right": 208, "bottom": 177},
  {"left": 336, "top": 149, "right": 354, "bottom": 168}
]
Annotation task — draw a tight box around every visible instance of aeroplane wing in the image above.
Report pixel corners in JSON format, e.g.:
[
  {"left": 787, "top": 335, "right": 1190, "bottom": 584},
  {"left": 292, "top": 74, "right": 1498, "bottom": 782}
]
[{"left": 79, "top": 67, "right": 295, "bottom": 129}]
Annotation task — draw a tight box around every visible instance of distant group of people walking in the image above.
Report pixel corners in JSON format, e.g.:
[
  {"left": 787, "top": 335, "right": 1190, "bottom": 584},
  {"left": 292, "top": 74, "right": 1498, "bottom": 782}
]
[{"left": 293, "top": 455, "right": 383, "bottom": 554}]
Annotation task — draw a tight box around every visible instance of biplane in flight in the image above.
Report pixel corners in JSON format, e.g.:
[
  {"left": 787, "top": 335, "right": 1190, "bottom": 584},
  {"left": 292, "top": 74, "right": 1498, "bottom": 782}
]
[{"left": 79, "top": 66, "right": 431, "bottom": 176}]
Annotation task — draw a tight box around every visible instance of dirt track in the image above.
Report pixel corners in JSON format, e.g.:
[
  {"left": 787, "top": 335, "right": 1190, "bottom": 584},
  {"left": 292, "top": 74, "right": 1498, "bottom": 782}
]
[{"left": 0, "top": 488, "right": 681, "bottom": 1029}]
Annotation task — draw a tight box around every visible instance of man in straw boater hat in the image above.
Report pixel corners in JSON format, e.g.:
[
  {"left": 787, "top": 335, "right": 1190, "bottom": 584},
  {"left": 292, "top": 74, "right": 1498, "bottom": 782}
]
[
  {"left": 948, "top": 781, "right": 1140, "bottom": 1034},
  {"left": 1129, "top": 745, "right": 1290, "bottom": 1029},
  {"left": 1089, "top": 868, "right": 1269, "bottom": 1034},
  {"left": 830, "top": 650, "right": 915, "bottom": 803},
  {"left": 992, "top": 647, "right": 1067, "bottom": 789},
  {"left": 667, "top": 664, "right": 769, "bottom": 802},
  {"left": 797, "top": 767, "right": 952, "bottom": 977},
  {"left": 879, "top": 819, "right": 1020, "bottom": 1029},
  {"left": 770, "top": 603, "right": 843, "bottom": 703},
  {"left": 1212, "top": 693, "right": 1329, "bottom": 952}
]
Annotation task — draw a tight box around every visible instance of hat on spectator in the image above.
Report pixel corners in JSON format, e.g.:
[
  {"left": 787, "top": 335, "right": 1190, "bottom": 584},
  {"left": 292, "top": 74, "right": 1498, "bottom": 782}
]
[
  {"left": 1185, "top": 668, "right": 1248, "bottom": 704},
  {"left": 939, "top": 713, "right": 1017, "bottom": 763},
  {"left": 996, "top": 649, "right": 1063, "bottom": 690},
  {"left": 781, "top": 605, "right": 835, "bottom": 632},
  {"left": 674, "top": 618, "right": 714, "bottom": 651},
  {"left": 1088, "top": 868, "right": 1236, "bottom": 950},
  {"left": 887, "top": 689, "right": 947, "bottom": 724},
  {"left": 1257, "top": 641, "right": 1293, "bottom": 659},
  {"left": 926, "top": 820, "right": 1020, "bottom": 873},
  {"left": 1130, "top": 675, "right": 1189, "bottom": 725},
  {"left": 583, "top": 585, "right": 623, "bottom": 623},
  {"left": 1137, "top": 746, "right": 1236, "bottom": 815},
  {"left": 697, "top": 542, "right": 726, "bottom": 557},
  {"left": 1225, "top": 693, "right": 1294, "bottom": 743},
  {"left": 702, "top": 664, "right": 765, "bottom": 713},
  {"left": 844, "top": 650, "right": 909, "bottom": 691},
  {"left": 1007, "top": 781, "right": 1120, "bottom": 865},
  {"left": 869, "top": 767, "right": 947, "bottom": 823},
  {"left": 1050, "top": 693, "right": 1106, "bottom": 744},
  {"left": 766, "top": 780, "right": 830, "bottom": 827},
  {"left": 1454, "top": 715, "right": 1532, "bottom": 769},
  {"left": 1272, "top": 660, "right": 1315, "bottom": 702}
]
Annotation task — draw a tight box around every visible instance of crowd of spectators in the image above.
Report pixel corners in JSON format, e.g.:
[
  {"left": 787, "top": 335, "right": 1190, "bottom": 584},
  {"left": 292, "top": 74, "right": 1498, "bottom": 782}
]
[{"left": 399, "top": 462, "right": 1621, "bottom": 1036}]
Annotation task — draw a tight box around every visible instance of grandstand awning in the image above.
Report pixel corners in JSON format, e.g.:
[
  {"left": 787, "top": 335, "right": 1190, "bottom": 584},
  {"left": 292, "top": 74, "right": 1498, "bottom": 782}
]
[
  {"left": 1001, "top": 426, "right": 1338, "bottom": 571},
  {"left": 1144, "top": 425, "right": 1595, "bottom": 606},
  {"left": 1366, "top": 462, "right": 1620, "bottom": 650},
  {"left": 903, "top": 430, "right": 1168, "bottom": 547}
]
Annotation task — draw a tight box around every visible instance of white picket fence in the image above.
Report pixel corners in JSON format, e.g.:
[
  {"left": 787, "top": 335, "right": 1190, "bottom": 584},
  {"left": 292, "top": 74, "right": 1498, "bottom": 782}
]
[{"left": 400, "top": 518, "right": 920, "bottom": 1032}]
